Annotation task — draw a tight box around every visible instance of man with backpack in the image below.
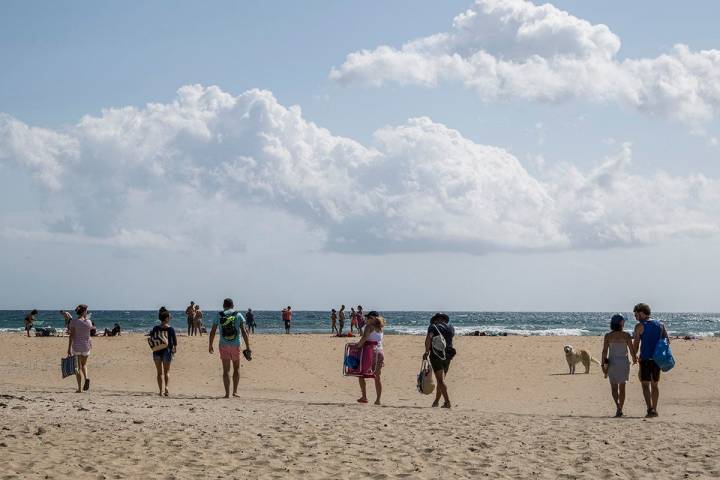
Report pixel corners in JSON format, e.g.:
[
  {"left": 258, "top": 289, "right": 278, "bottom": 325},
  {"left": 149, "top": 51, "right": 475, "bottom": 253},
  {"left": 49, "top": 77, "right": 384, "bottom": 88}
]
[
  {"left": 209, "top": 298, "right": 251, "bottom": 398},
  {"left": 632, "top": 303, "right": 669, "bottom": 418}
]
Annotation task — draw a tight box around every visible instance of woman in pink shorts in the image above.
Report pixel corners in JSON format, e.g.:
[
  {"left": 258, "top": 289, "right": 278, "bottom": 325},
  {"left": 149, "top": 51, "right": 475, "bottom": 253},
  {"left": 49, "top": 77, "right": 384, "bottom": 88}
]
[{"left": 355, "top": 311, "right": 385, "bottom": 405}]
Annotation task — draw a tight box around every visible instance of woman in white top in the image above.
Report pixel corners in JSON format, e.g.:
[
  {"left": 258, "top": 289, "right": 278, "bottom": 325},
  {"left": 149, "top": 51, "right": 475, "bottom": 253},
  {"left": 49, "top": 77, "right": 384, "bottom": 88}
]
[{"left": 355, "top": 311, "right": 385, "bottom": 405}]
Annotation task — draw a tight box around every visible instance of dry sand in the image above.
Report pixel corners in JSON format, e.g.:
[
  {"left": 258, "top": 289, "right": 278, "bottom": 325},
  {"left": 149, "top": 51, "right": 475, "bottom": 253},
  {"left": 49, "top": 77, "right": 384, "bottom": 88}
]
[{"left": 1, "top": 332, "right": 719, "bottom": 479}]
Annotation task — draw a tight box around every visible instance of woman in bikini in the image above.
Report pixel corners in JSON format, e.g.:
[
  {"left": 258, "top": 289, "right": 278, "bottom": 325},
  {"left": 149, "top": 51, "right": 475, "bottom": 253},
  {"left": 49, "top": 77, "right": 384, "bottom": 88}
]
[{"left": 355, "top": 311, "right": 385, "bottom": 405}]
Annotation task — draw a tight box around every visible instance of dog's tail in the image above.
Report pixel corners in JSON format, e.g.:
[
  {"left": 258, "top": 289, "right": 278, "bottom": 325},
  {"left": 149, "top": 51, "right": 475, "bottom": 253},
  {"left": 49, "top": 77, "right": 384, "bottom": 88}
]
[{"left": 590, "top": 357, "right": 601, "bottom": 365}]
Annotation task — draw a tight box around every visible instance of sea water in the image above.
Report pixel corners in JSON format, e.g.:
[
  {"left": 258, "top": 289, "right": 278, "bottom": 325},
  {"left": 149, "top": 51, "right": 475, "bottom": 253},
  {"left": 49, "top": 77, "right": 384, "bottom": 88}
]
[{"left": 1, "top": 310, "right": 718, "bottom": 337}]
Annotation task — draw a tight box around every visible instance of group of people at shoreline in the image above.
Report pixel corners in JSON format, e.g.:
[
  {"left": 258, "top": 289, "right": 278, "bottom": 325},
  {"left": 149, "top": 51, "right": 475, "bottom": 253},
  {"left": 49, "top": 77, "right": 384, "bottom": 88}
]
[{"left": 21, "top": 301, "right": 671, "bottom": 416}]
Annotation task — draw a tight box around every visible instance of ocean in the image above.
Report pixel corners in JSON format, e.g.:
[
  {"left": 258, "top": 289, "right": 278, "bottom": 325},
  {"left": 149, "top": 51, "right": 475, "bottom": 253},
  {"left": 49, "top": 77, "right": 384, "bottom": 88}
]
[{"left": 2, "top": 310, "right": 719, "bottom": 337}]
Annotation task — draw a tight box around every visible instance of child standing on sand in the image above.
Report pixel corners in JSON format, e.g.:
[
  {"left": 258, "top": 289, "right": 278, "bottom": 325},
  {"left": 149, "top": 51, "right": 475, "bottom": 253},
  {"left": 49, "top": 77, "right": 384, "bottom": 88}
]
[{"left": 601, "top": 314, "right": 637, "bottom": 417}]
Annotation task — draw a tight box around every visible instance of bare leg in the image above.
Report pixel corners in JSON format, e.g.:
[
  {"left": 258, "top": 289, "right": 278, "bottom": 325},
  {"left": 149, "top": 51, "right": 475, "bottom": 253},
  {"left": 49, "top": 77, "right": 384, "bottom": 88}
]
[
  {"left": 641, "top": 381, "right": 653, "bottom": 411},
  {"left": 610, "top": 383, "right": 619, "bottom": 407},
  {"left": 358, "top": 377, "right": 367, "bottom": 402},
  {"left": 221, "top": 359, "right": 231, "bottom": 398},
  {"left": 435, "top": 369, "right": 450, "bottom": 407},
  {"left": 154, "top": 359, "right": 163, "bottom": 395},
  {"left": 618, "top": 383, "right": 626, "bottom": 411},
  {"left": 74, "top": 366, "right": 82, "bottom": 393},
  {"left": 651, "top": 382, "right": 659, "bottom": 411},
  {"left": 232, "top": 360, "right": 240, "bottom": 397},
  {"left": 163, "top": 361, "right": 171, "bottom": 396},
  {"left": 79, "top": 355, "right": 89, "bottom": 390},
  {"left": 373, "top": 369, "right": 382, "bottom": 405}
]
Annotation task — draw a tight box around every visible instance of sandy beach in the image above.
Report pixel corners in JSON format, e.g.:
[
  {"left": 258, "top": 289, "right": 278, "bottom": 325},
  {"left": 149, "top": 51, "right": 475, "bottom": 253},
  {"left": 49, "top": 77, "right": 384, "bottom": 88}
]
[{"left": 1, "top": 332, "right": 719, "bottom": 479}]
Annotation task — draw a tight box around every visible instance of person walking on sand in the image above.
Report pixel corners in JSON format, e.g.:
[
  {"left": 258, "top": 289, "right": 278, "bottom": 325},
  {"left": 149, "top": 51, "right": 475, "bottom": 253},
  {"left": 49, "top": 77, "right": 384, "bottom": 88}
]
[
  {"left": 151, "top": 307, "right": 177, "bottom": 396},
  {"left": 209, "top": 298, "right": 251, "bottom": 398},
  {"left": 355, "top": 311, "right": 385, "bottom": 405},
  {"left": 24, "top": 309, "right": 38, "bottom": 337},
  {"left": 66, "top": 304, "right": 93, "bottom": 393},
  {"left": 193, "top": 304, "right": 204, "bottom": 336},
  {"left": 246, "top": 308, "right": 256, "bottom": 335},
  {"left": 632, "top": 303, "right": 668, "bottom": 418},
  {"left": 424, "top": 312, "right": 456, "bottom": 408},
  {"left": 282, "top": 306, "right": 292, "bottom": 334},
  {"left": 185, "top": 301, "right": 196, "bottom": 336},
  {"left": 331, "top": 309, "right": 338, "bottom": 335},
  {"left": 338, "top": 305, "right": 346, "bottom": 336},
  {"left": 601, "top": 314, "right": 637, "bottom": 417}
]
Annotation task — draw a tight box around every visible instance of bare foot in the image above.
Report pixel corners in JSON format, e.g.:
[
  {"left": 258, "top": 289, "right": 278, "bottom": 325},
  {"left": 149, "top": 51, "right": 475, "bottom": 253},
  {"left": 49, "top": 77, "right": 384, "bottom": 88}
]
[
  {"left": 164, "top": 390, "right": 169, "bottom": 397},
  {"left": 75, "top": 389, "right": 82, "bottom": 393},
  {"left": 158, "top": 392, "right": 163, "bottom": 397},
  {"left": 441, "top": 402, "right": 452, "bottom": 409},
  {"left": 431, "top": 401, "right": 439, "bottom": 407},
  {"left": 223, "top": 394, "right": 230, "bottom": 398},
  {"left": 357, "top": 398, "right": 368, "bottom": 403},
  {"left": 374, "top": 400, "right": 381, "bottom": 405}
]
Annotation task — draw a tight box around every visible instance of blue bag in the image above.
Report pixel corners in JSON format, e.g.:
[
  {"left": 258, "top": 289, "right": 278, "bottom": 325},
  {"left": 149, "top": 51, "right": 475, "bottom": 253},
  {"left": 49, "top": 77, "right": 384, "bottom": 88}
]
[{"left": 652, "top": 338, "right": 675, "bottom": 372}]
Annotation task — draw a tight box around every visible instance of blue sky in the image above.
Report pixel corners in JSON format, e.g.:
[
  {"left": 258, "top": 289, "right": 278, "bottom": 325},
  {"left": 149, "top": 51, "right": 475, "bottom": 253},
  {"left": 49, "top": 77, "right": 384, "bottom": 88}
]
[{"left": 1, "top": 1, "right": 720, "bottom": 311}]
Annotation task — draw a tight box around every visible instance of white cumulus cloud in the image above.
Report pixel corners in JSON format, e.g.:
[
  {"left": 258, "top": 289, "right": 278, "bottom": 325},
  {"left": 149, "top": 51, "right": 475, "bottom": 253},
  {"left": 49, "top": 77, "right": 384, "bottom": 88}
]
[
  {"left": 330, "top": 0, "right": 720, "bottom": 128},
  {"left": 1, "top": 85, "right": 719, "bottom": 254}
]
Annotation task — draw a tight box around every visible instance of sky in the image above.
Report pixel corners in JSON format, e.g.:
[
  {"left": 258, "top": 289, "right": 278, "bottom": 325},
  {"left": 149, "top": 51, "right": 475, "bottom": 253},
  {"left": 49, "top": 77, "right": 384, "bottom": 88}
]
[{"left": 1, "top": 0, "right": 720, "bottom": 311}]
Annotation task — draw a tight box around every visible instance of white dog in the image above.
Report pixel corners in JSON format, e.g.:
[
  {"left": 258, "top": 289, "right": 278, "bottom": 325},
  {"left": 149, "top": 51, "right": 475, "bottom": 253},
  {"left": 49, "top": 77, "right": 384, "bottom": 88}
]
[{"left": 563, "top": 345, "right": 600, "bottom": 374}]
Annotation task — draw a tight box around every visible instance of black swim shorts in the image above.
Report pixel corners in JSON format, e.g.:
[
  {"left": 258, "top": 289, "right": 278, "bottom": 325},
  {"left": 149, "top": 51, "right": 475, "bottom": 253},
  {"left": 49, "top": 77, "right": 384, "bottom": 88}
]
[
  {"left": 639, "top": 359, "right": 660, "bottom": 382},
  {"left": 430, "top": 352, "right": 451, "bottom": 374}
]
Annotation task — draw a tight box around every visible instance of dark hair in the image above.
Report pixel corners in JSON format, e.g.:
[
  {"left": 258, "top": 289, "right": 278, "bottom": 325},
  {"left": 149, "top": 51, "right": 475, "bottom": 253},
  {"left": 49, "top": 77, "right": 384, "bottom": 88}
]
[
  {"left": 287, "top": 306, "right": 291, "bottom": 309},
  {"left": 431, "top": 312, "right": 449, "bottom": 324},
  {"left": 158, "top": 306, "right": 170, "bottom": 323},
  {"left": 633, "top": 303, "right": 651, "bottom": 316},
  {"left": 365, "top": 310, "right": 380, "bottom": 318},
  {"left": 610, "top": 314, "right": 625, "bottom": 332},
  {"left": 331, "top": 309, "right": 336, "bottom": 313},
  {"left": 75, "top": 304, "right": 88, "bottom": 316},
  {"left": 30, "top": 309, "right": 38, "bottom": 315},
  {"left": 223, "top": 298, "right": 234, "bottom": 309}
]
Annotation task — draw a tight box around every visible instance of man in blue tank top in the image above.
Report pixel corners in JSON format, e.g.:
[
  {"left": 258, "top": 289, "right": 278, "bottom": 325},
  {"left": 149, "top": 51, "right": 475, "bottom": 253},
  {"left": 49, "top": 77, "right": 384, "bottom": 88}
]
[{"left": 632, "top": 303, "right": 668, "bottom": 418}]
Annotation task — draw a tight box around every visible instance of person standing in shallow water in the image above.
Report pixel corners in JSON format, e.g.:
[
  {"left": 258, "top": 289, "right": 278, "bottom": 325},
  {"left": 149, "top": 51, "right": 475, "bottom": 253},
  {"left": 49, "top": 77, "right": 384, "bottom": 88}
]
[
  {"left": 338, "top": 305, "right": 346, "bottom": 336},
  {"left": 331, "top": 309, "right": 338, "bottom": 335},
  {"left": 185, "top": 301, "right": 196, "bottom": 336},
  {"left": 246, "top": 308, "right": 256, "bottom": 335},
  {"left": 282, "top": 306, "right": 292, "bottom": 334},
  {"left": 24, "top": 309, "right": 38, "bottom": 337},
  {"left": 632, "top": 303, "right": 668, "bottom": 418},
  {"left": 601, "top": 314, "right": 637, "bottom": 417}
]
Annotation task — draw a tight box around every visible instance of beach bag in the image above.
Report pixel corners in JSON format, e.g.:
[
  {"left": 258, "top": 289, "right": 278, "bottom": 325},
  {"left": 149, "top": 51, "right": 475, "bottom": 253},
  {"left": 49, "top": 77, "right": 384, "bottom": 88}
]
[
  {"left": 61, "top": 355, "right": 79, "bottom": 378},
  {"left": 431, "top": 325, "right": 447, "bottom": 360},
  {"left": 219, "top": 312, "right": 239, "bottom": 341},
  {"left": 417, "top": 359, "right": 435, "bottom": 394},
  {"left": 652, "top": 338, "right": 675, "bottom": 372},
  {"left": 147, "top": 329, "right": 168, "bottom": 352}
]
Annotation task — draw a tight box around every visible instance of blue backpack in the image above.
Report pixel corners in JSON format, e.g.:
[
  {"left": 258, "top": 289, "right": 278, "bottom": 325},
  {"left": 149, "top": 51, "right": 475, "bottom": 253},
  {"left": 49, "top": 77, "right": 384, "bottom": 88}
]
[{"left": 652, "top": 338, "right": 675, "bottom": 372}]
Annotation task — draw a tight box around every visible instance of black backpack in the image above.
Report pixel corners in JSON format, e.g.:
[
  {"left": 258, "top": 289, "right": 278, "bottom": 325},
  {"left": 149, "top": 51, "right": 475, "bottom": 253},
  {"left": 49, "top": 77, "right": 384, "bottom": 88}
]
[{"left": 218, "top": 311, "right": 239, "bottom": 341}]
